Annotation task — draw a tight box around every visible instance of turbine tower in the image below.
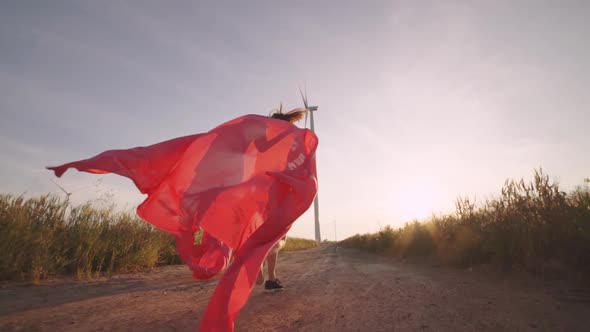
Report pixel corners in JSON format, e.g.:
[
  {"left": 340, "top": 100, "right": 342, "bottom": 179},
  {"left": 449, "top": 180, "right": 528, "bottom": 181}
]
[{"left": 301, "top": 89, "right": 321, "bottom": 244}]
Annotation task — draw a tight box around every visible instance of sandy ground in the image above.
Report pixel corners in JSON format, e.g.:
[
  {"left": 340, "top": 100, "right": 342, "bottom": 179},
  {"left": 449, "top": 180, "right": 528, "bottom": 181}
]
[{"left": 1, "top": 245, "right": 589, "bottom": 332}]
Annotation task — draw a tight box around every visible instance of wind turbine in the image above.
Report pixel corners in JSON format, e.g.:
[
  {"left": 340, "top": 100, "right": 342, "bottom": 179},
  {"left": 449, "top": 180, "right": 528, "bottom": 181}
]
[
  {"left": 51, "top": 178, "right": 72, "bottom": 202},
  {"left": 49, "top": 177, "right": 102, "bottom": 204},
  {"left": 300, "top": 88, "right": 321, "bottom": 244}
]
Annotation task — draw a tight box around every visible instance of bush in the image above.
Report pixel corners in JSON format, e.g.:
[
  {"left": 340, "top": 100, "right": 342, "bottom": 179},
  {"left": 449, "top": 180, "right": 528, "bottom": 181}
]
[{"left": 340, "top": 169, "right": 590, "bottom": 275}]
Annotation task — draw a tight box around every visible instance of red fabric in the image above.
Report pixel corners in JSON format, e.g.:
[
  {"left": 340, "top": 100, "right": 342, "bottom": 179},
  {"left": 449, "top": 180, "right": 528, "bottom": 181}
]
[{"left": 47, "top": 114, "right": 319, "bottom": 331}]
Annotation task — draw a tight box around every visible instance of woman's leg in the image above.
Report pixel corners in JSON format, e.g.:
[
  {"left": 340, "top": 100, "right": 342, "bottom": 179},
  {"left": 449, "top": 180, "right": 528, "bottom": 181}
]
[
  {"left": 267, "top": 235, "right": 286, "bottom": 281},
  {"left": 266, "top": 251, "right": 279, "bottom": 281},
  {"left": 256, "top": 262, "right": 265, "bottom": 285}
]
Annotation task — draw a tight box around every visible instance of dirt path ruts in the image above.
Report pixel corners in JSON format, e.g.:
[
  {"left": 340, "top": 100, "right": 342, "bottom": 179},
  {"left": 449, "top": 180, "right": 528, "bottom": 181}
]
[{"left": 1, "top": 245, "right": 589, "bottom": 331}]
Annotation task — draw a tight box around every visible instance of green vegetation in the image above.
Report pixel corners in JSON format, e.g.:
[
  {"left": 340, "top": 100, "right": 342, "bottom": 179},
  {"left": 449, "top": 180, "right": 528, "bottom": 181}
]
[
  {"left": 0, "top": 194, "right": 180, "bottom": 283},
  {"left": 340, "top": 169, "right": 590, "bottom": 276}
]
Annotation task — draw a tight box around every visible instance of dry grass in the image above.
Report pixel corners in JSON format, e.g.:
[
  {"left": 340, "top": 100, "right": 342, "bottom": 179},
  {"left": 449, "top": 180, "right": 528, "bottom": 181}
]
[
  {"left": 283, "top": 237, "right": 319, "bottom": 251},
  {"left": 0, "top": 194, "right": 318, "bottom": 283},
  {"left": 340, "top": 169, "right": 590, "bottom": 277},
  {"left": 0, "top": 194, "right": 180, "bottom": 283}
]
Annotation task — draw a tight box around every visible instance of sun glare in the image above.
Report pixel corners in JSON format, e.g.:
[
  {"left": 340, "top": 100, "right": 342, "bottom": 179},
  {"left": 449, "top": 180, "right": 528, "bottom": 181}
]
[{"left": 390, "top": 182, "right": 440, "bottom": 222}]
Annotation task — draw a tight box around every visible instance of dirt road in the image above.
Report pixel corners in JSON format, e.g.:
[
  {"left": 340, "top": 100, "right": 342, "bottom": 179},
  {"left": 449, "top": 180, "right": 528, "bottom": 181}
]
[{"left": 1, "top": 245, "right": 589, "bottom": 331}]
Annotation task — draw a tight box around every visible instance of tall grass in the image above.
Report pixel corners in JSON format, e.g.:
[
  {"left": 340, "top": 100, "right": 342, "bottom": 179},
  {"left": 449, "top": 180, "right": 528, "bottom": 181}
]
[
  {"left": 0, "top": 194, "right": 319, "bottom": 283},
  {"left": 0, "top": 194, "right": 180, "bottom": 283},
  {"left": 340, "top": 169, "right": 590, "bottom": 276},
  {"left": 283, "top": 237, "right": 319, "bottom": 251}
]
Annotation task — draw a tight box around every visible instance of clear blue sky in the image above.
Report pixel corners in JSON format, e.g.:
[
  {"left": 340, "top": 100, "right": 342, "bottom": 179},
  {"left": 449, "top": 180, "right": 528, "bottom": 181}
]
[{"left": 1, "top": 1, "right": 589, "bottom": 240}]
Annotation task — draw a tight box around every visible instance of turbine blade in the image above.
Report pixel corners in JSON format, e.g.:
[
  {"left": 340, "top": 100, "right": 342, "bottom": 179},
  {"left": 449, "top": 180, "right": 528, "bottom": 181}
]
[{"left": 50, "top": 178, "right": 71, "bottom": 195}]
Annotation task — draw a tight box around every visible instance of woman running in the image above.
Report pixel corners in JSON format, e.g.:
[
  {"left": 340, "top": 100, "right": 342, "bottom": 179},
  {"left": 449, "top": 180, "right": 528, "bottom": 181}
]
[{"left": 256, "top": 107, "right": 307, "bottom": 290}]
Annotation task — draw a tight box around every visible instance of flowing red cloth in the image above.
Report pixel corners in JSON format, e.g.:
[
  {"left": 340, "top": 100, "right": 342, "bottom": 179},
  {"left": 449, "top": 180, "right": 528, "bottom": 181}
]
[{"left": 47, "top": 114, "right": 319, "bottom": 331}]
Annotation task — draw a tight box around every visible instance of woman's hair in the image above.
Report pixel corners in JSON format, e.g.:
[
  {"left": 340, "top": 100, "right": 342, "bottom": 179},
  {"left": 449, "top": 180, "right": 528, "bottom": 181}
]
[{"left": 269, "top": 105, "right": 307, "bottom": 124}]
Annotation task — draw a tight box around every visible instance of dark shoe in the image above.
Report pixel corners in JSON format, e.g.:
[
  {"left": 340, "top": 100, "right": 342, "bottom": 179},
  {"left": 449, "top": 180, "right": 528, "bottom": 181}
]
[{"left": 264, "top": 278, "right": 284, "bottom": 291}]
